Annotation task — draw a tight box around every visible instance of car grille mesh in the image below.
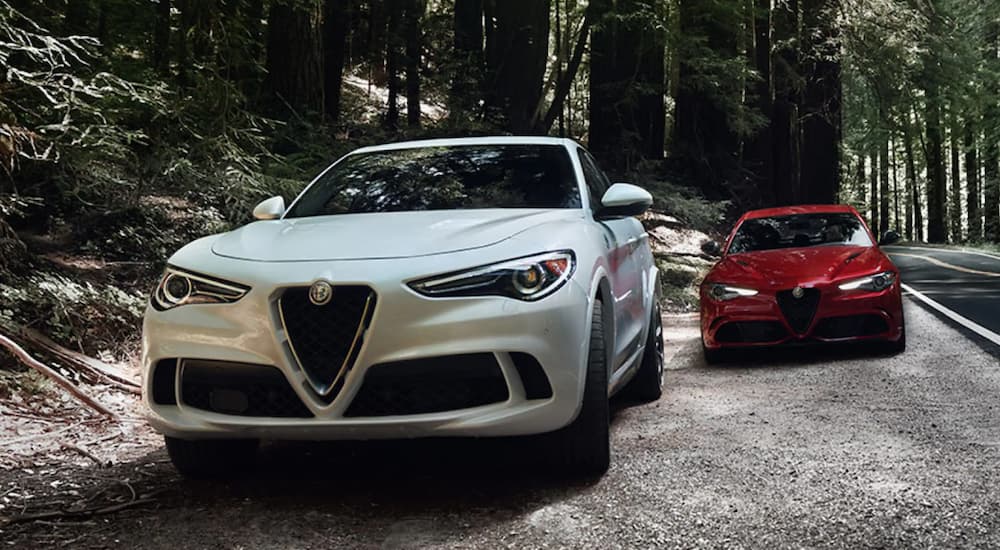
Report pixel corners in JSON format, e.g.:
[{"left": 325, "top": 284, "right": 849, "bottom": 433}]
[
  {"left": 279, "top": 285, "right": 376, "bottom": 401},
  {"left": 180, "top": 360, "right": 313, "bottom": 418},
  {"left": 776, "top": 288, "right": 821, "bottom": 334}
]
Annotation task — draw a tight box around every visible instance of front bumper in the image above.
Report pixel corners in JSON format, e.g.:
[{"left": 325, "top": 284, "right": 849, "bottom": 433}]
[
  {"left": 701, "top": 283, "right": 904, "bottom": 349},
  {"left": 141, "top": 255, "right": 593, "bottom": 440}
]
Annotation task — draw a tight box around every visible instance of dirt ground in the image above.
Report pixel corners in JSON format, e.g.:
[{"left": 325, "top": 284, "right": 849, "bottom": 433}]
[{"left": 3, "top": 301, "right": 1000, "bottom": 548}]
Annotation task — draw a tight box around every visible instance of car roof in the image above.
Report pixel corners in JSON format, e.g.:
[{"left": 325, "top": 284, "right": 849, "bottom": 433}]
[
  {"left": 351, "top": 136, "right": 580, "bottom": 154},
  {"left": 742, "top": 204, "right": 858, "bottom": 220}
]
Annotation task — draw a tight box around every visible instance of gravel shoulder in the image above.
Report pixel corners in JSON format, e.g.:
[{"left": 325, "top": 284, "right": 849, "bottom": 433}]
[{"left": 4, "top": 299, "right": 1000, "bottom": 549}]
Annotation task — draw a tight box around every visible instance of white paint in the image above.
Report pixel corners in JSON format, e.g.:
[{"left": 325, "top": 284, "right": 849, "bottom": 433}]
[{"left": 901, "top": 283, "right": 1000, "bottom": 347}]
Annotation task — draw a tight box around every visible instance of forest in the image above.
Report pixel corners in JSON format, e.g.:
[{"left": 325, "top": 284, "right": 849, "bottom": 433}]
[{"left": 1, "top": 0, "right": 1000, "bottom": 283}]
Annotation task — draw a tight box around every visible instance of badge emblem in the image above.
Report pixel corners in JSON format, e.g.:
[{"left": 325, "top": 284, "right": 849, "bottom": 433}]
[
  {"left": 309, "top": 281, "right": 333, "bottom": 306},
  {"left": 792, "top": 286, "right": 805, "bottom": 299}
]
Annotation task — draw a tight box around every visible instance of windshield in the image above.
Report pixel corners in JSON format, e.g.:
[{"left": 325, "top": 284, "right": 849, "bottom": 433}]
[
  {"left": 285, "top": 144, "right": 581, "bottom": 217},
  {"left": 728, "top": 212, "right": 873, "bottom": 254}
]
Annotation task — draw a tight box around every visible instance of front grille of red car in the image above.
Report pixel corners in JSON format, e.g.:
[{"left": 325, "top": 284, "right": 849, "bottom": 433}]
[
  {"left": 814, "top": 314, "right": 889, "bottom": 339},
  {"left": 715, "top": 321, "right": 788, "bottom": 344},
  {"left": 278, "top": 285, "right": 376, "bottom": 402},
  {"left": 776, "top": 288, "right": 821, "bottom": 334}
]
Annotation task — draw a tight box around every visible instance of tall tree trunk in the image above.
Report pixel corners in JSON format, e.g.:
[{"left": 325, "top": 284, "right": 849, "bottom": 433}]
[
  {"left": 965, "top": 122, "right": 981, "bottom": 241},
  {"left": 368, "top": 0, "right": 388, "bottom": 86},
  {"left": 541, "top": 5, "right": 592, "bottom": 133},
  {"left": 949, "top": 118, "right": 963, "bottom": 242},
  {"left": 870, "top": 150, "right": 879, "bottom": 233},
  {"left": 323, "top": 0, "right": 352, "bottom": 125},
  {"left": 673, "top": 0, "right": 743, "bottom": 193},
  {"left": 905, "top": 125, "right": 922, "bottom": 241},
  {"left": 892, "top": 137, "right": 901, "bottom": 233},
  {"left": 632, "top": 0, "right": 667, "bottom": 161},
  {"left": 924, "top": 92, "right": 947, "bottom": 243},
  {"left": 486, "top": 0, "right": 550, "bottom": 133},
  {"left": 265, "top": 0, "right": 325, "bottom": 117},
  {"left": 985, "top": 22, "right": 1000, "bottom": 242},
  {"left": 385, "top": 1, "right": 403, "bottom": 128},
  {"left": 451, "top": 0, "right": 484, "bottom": 124},
  {"left": 745, "top": 0, "right": 773, "bottom": 204},
  {"left": 772, "top": 0, "right": 800, "bottom": 205},
  {"left": 404, "top": 0, "right": 422, "bottom": 128},
  {"left": 800, "top": 0, "right": 842, "bottom": 204},
  {"left": 879, "top": 118, "right": 890, "bottom": 235},
  {"left": 152, "top": 0, "right": 171, "bottom": 74}
]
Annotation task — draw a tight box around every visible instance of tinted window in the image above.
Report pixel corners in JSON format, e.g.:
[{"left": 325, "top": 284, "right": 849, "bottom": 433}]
[
  {"left": 576, "top": 149, "right": 609, "bottom": 206},
  {"left": 286, "top": 145, "right": 581, "bottom": 217},
  {"left": 728, "top": 213, "right": 873, "bottom": 254}
]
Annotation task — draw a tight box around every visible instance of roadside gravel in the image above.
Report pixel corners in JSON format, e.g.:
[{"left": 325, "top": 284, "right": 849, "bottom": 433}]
[{"left": 4, "top": 299, "right": 1000, "bottom": 549}]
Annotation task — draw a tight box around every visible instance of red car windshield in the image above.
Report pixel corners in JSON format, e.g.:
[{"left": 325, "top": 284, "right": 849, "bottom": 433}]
[{"left": 728, "top": 213, "right": 873, "bottom": 254}]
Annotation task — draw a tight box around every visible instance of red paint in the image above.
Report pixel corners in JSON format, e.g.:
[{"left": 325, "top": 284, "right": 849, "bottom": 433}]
[{"left": 701, "top": 205, "right": 905, "bottom": 349}]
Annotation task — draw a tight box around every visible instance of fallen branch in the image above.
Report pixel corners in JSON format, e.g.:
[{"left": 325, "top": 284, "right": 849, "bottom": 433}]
[
  {"left": 60, "top": 441, "right": 105, "bottom": 467},
  {"left": 0, "top": 333, "right": 117, "bottom": 419},
  {"left": 19, "top": 328, "right": 141, "bottom": 392},
  {"left": 1, "top": 495, "right": 159, "bottom": 525}
]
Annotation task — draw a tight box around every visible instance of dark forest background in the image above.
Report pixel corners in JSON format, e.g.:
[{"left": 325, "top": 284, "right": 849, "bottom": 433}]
[{"left": 2, "top": 0, "right": 1000, "bottom": 282}]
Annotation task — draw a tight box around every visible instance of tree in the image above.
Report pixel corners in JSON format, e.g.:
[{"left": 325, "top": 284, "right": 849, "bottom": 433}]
[
  {"left": 404, "top": 0, "right": 422, "bottom": 127},
  {"left": 265, "top": 0, "right": 325, "bottom": 117},
  {"left": 484, "top": 0, "right": 550, "bottom": 133},
  {"left": 323, "top": 0, "right": 352, "bottom": 124},
  {"left": 985, "top": 21, "right": 1000, "bottom": 241},
  {"left": 450, "top": 0, "right": 484, "bottom": 123},
  {"left": 966, "top": 123, "right": 981, "bottom": 240},
  {"left": 800, "top": 0, "right": 842, "bottom": 204},
  {"left": 772, "top": 0, "right": 801, "bottom": 205},
  {"left": 152, "top": 0, "right": 170, "bottom": 74}
]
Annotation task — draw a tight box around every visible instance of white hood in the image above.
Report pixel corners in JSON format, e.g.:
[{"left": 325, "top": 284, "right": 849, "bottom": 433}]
[{"left": 211, "top": 209, "right": 583, "bottom": 262}]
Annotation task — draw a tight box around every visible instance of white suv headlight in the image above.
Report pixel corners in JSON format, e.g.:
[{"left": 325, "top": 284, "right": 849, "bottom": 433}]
[
  {"left": 152, "top": 267, "right": 250, "bottom": 310},
  {"left": 408, "top": 251, "right": 576, "bottom": 301},
  {"left": 838, "top": 271, "right": 896, "bottom": 292}
]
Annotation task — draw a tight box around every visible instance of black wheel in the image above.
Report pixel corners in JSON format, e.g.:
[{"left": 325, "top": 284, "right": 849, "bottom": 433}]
[
  {"left": 547, "top": 299, "right": 610, "bottom": 477},
  {"left": 702, "top": 344, "right": 729, "bottom": 365},
  {"left": 164, "top": 436, "right": 258, "bottom": 478},
  {"left": 625, "top": 303, "right": 664, "bottom": 401}
]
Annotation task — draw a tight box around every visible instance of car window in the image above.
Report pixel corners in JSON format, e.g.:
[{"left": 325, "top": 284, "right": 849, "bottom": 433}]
[
  {"left": 286, "top": 145, "right": 582, "bottom": 217},
  {"left": 576, "top": 148, "right": 609, "bottom": 207},
  {"left": 728, "top": 213, "right": 873, "bottom": 254}
]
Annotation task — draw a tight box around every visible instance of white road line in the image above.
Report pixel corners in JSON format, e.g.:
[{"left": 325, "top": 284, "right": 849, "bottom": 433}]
[
  {"left": 888, "top": 245, "right": 1000, "bottom": 262},
  {"left": 901, "top": 283, "right": 1000, "bottom": 347}
]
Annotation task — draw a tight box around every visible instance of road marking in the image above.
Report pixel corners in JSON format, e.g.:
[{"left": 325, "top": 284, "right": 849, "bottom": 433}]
[
  {"left": 888, "top": 245, "right": 1000, "bottom": 262},
  {"left": 902, "top": 283, "right": 1000, "bottom": 347},
  {"left": 889, "top": 252, "right": 1000, "bottom": 278}
]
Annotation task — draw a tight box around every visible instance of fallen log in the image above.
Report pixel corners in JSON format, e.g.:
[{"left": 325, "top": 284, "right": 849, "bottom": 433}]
[
  {"left": 0, "top": 333, "right": 117, "bottom": 419},
  {"left": 18, "top": 327, "right": 141, "bottom": 392}
]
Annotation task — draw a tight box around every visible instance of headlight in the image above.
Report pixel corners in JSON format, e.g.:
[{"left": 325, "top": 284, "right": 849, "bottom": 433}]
[
  {"left": 838, "top": 271, "right": 896, "bottom": 292},
  {"left": 408, "top": 251, "right": 576, "bottom": 301},
  {"left": 152, "top": 267, "right": 250, "bottom": 310},
  {"left": 705, "top": 283, "right": 759, "bottom": 301}
]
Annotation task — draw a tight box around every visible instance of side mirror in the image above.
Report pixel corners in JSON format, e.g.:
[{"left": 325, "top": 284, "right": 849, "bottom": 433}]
[
  {"left": 252, "top": 196, "right": 286, "bottom": 220},
  {"left": 701, "top": 240, "right": 722, "bottom": 257},
  {"left": 596, "top": 183, "right": 653, "bottom": 219},
  {"left": 879, "top": 230, "right": 901, "bottom": 246}
]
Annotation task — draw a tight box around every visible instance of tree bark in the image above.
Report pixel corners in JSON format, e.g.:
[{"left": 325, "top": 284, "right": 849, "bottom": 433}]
[
  {"left": 152, "top": 0, "right": 171, "bottom": 74},
  {"left": 905, "top": 124, "right": 922, "bottom": 241},
  {"left": 879, "top": 115, "right": 890, "bottom": 235},
  {"left": 924, "top": 92, "right": 947, "bottom": 243},
  {"left": 949, "top": 118, "right": 963, "bottom": 242},
  {"left": 323, "top": 0, "right": 352, "bottom": 125},
  {"left": 985, "top": 22, "right": 1000, "bottom": 242},
  {"left": 404, "top": 0, "right": 422, "bottom": 128},
  {"left": 965, "top": 123, "right": 981, "bottom": 241},
  {"left": 385, "top": 0, "right": 403, "bottom": 129},
  {"left": 800, "top": 0, "right": 842, "bottom": 204},
  {"left": 745, "top": 0, "right": 773, "bottom": 204},
  {"left": 870, "top": 150, "right": 879, "bottom": 233},
  {"left": 265, "top": 0, "right": 325, "bottom": 117},
  {"left": 541, "top": 6, "right": 592, "bottom": 133},
  {"left": 485, "top": 0, "right": 550, "bottom": 134},
  {"left": 771, "top": 0, "right": 801, "bottom": 205},
  {"left": 451, "top": 0, "right": 484, "bottom": 123},
  {"left": 892, "top": 136, "right": 901, "bottom": 233}
]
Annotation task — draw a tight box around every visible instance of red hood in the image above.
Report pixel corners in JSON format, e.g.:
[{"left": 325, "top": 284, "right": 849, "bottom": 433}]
[{"left": 706, "top": 246, "right": 894, "bottom": 289}]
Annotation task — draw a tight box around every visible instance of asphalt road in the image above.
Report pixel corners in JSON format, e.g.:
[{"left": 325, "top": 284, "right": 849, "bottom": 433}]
[
  {"left": 886, "top": 245, "right": 1000, "bottom": 351},
  {"left": 5, "top": 295, "right": 1000, "bottom": 548}
]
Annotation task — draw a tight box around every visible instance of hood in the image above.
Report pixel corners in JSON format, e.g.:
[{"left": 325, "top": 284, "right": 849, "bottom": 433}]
[
  {"left": 211, "top": 209, "right": 582, "bottom": 262},
  {"left": 708, "top": 246, "right": 891, "bottom": 289}
]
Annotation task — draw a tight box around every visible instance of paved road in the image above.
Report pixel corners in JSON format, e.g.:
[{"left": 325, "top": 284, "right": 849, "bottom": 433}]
[
  {"left": 886, "top": 245, "right": 1000, "bottom": 350},
  {"left": 5, "top": 301, "right": 1000, "bottom": 548}
]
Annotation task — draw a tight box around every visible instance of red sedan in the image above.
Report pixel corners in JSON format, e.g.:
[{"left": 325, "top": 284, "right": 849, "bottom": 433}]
[{"left": 699, "top": 205, "right": 905, "bottom": 363}]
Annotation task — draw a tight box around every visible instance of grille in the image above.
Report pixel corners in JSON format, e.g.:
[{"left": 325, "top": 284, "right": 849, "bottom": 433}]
[
  {"left": 279, "top": 285, "right": 376, "bottom": 401},
  {"left": 344, "top": 354, "right": 509, "bottom": 417},
  {"left": 814, "top": 314, "right": 889, "bottom": 339},
  {"left": 151, "top": 359, "right": 178, "bottom": 405},
  {"left": 510, "top": 352, "right": 553, "bottom": 399},
  {"left": 180, "top": 360, "right": 312, "bottom": 418},
  {"left": 714, "top": 321, "right": 788, "bottom": 344},
  {"left": 776, "top": 288, "right": 821, "bottom": 334}
]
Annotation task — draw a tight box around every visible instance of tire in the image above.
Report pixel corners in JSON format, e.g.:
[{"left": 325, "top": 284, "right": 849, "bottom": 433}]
[
  {"left": 547, "top": 299, "right": 610, "bottom": 477},
  {"left": 625, "top": 303, "right": 664, "bottom": 402},
  {"left": 164, "top": 436, "right": 258, "bottom": 478}
]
